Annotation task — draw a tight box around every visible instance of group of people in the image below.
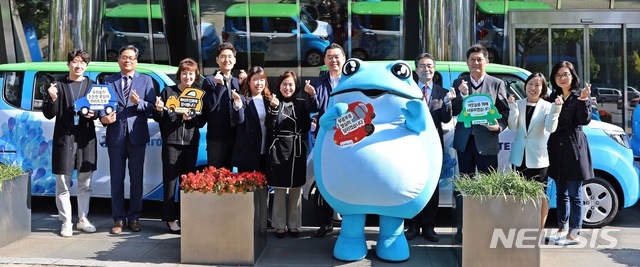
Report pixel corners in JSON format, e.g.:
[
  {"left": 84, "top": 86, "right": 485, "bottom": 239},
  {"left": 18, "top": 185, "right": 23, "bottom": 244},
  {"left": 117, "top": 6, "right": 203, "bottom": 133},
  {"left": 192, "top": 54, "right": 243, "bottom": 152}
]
[{"left": 44, "top": 42, "right": 592, "bottom": 246}]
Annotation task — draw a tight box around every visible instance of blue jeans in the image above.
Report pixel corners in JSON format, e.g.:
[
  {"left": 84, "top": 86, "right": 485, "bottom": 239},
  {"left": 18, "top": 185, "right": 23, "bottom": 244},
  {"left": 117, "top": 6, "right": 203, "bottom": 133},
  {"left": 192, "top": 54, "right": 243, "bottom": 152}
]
[{"left": 555, "top": 180, "right": 583, "bottom": 235}]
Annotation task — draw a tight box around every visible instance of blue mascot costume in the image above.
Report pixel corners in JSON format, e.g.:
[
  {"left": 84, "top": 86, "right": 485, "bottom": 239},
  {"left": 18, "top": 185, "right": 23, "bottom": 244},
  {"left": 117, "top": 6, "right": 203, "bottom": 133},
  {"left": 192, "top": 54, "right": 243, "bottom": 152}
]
[{"left": 314, "top": 59, "right": 442, "bottom": 261}]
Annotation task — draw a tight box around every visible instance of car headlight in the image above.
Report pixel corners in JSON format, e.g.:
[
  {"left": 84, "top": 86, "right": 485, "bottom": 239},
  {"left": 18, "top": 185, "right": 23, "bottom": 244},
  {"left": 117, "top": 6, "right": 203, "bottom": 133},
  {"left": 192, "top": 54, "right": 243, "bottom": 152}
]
[{"left": 604, "top": 129, "right": 630, "bottom": 149}]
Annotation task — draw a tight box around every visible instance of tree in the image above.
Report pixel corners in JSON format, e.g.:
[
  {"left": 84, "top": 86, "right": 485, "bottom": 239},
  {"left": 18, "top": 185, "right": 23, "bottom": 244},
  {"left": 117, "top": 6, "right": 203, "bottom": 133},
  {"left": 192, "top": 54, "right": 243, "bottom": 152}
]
[{"left": 15, "top": 0, "right": 49, "bottom": 40}]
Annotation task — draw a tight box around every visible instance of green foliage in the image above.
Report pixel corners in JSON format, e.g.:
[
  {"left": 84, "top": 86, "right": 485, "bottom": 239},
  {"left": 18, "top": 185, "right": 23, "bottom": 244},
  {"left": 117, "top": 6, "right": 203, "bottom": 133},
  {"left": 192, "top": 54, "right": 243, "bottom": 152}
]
[
  {"left": 15, "top": 0, "right": 49, "bottom": 39},
  {"left": 0, "top": 163, "right": 26, "bottom": 192},
  {"left": 453, "top": 169, "right": 546, "bottom": 206}
]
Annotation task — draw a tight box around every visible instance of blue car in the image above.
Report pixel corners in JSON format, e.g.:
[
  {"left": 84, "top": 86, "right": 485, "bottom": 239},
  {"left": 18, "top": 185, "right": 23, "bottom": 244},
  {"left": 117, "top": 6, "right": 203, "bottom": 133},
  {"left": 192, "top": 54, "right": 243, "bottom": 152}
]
[{"left": 73, "top": 84, "right": 118, "bottom": 116}]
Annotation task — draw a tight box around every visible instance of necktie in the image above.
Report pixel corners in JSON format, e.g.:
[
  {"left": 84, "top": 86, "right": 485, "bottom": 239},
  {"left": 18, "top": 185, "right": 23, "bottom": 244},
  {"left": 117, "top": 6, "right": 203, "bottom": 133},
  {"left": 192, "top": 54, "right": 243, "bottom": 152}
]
[
  {"left": 123, "top": 76, "right": 131, "bottom": 100},
  {"left": 423, "top": 85, "right": 430, "bottom": 103}
]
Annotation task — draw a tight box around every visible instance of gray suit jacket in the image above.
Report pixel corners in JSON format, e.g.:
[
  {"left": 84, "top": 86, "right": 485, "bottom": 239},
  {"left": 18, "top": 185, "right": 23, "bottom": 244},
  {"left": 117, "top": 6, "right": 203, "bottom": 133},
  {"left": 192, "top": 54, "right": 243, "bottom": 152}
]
[{"left": 451, "top": 74, "right": 509, "bottom": 155}]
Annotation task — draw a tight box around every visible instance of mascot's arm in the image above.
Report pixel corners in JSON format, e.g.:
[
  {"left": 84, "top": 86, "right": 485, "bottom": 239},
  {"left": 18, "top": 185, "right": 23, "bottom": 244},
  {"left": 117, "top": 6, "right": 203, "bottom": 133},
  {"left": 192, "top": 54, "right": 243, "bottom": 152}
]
[
  {"left": 319, "top": 103, "right": 348, "bottom": 130},
  {"left": 401, "top": 99, "right": 427, "bottom": 134}
]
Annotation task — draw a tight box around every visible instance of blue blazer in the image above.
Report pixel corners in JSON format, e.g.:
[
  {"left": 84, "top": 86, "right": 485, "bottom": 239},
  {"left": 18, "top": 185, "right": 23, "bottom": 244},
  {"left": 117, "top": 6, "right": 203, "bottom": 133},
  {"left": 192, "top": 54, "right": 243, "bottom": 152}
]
[{"left": 100, "top": 72, "right": 156, "bottom": 146}]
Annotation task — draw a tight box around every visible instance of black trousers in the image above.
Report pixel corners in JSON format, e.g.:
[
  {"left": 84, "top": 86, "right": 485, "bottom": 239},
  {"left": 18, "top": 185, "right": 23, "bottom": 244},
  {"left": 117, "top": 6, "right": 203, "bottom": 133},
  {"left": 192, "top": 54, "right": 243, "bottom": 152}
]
[
  {"left": 410, "top": 185, "right": 439, "bottom": 228},
  {"left": 162, "top": 144, "right": 198, "bottom": 222}
]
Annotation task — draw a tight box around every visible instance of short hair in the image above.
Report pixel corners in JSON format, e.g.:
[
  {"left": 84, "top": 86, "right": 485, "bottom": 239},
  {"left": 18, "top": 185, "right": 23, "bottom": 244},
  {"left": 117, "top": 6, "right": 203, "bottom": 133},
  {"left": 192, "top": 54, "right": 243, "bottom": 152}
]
[
  {"left": 67, "top": 49, "right": 90, "bottom": 64},
  {"left": 216, "top": 42, "right": 237, "bottom": 57},
  {"left": 240, "top": 66, "right": 272, "bottom": 99},
  {"left": 550, "top": 60, "right": 581, "bottom": 91},
  {"left": 525, "top": 72, "right": 548, "bottom": 98},
  {"left": 323, "top": 43, "right": 345, "bottom": 58},
  {"left": 275, "top": 71, "right": 299, "bottom": 99},
  {"left": 176, "top": 58, "right": 201, "bottom": 83},
  {"left": 119, "top": 45, "right": 139, "bottom": 59},
  {"left": 466, "top": 44, "right": 489, "bottom": 60},
  {"left": 415, "top": 53, "right": 436, "bottom": 68}
]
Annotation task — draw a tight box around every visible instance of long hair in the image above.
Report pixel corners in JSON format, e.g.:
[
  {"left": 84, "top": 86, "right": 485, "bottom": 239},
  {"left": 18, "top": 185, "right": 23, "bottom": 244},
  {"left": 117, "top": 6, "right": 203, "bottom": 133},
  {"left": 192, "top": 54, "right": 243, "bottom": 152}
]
[
  {"left": 240, "top": 66, "right": 272, "bottom": 99},
  {"left": 274, "top": 71, "right": 299, "bottom": 100},
  {"left": 549, "top": 61, "right": 581, "bottom": 92}
]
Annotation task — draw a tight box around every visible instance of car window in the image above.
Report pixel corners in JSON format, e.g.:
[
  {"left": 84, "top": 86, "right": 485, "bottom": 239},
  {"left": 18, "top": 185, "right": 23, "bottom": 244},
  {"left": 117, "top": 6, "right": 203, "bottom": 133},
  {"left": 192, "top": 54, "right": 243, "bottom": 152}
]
[
  {"left": 109, "top": 18, "right": 145, "bottom": 33},
  {"left": 249, "top": 18, "right": 265, "bottom": 33},
  {"left": 2, "top": 71, "right": 24, "bottom": 108},
  {"left": 355, "top": 15, "right": 400, "bottom": 31},
  {"left": 269, "top": 17, "right": 295, "bottom": 33},
  {"left": 33, "top": 72, "right": 68, "bottom": 110}
]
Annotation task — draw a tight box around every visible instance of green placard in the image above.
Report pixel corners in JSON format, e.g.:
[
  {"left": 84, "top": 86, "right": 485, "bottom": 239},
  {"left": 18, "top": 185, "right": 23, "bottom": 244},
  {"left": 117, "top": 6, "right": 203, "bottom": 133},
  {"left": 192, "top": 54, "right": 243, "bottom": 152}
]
[{"left": 457, "top": 94, "right": 502, "bottom": 128}]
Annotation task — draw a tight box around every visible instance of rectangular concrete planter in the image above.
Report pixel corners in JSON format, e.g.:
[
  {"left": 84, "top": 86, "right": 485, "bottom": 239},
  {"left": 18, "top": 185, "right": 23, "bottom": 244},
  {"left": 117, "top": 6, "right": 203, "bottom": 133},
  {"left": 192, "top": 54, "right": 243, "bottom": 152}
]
[
  {"left": 0, "top": 174, "right": 31, "bottom": 248},
  {"left": 180, "top": 187, "right": 267, "bottom": 266},
  {"left": 462, "top": 196, "right": 541, "bottom": 267}
]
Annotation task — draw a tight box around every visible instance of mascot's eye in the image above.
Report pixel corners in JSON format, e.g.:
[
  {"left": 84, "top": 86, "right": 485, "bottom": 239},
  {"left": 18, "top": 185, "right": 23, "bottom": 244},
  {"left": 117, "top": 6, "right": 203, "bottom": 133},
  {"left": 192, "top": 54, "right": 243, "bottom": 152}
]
[
  {"left": 391, "top": 63, "right": 411, "bottom": 79},
  {"left": 342, "top": 59, "right": 361, "bottom": 76}
]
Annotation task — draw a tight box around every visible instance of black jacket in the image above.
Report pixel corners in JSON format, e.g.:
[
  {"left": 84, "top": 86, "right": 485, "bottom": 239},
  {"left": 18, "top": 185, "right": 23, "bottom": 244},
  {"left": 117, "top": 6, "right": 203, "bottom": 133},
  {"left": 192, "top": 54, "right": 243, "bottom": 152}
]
[
  {"left": 41, "top": 77, "right": 97, "bottom": 175},
  {"left": 266, "top": 98, "right": 311, "bottom": 188},
  {"left": 546, "top": 89, "right": 594, "bottom": 181},
  {"left": 153, "top": 85, "right": 206, "bottom": 146}
]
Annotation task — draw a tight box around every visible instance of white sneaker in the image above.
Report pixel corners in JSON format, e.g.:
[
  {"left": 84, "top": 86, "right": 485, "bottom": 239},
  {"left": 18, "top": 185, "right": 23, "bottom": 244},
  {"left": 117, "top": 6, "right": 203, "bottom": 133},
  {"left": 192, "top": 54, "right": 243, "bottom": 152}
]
[
  {"left": 77, "top": 219, "right": 97, "bottom": 233},
  {"left": 61, "top": 222, "right": 73, "bottom": 237}
]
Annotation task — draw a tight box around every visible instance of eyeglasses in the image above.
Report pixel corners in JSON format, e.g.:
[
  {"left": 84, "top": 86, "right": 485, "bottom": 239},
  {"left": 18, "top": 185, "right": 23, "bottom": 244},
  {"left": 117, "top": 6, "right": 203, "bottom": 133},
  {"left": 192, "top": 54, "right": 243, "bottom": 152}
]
[
  {"left": 417, "top": 64, "right": 435, "bottom": 69},
  {"left": 119, "top": 56, "right": 137, "bottom": 61},
  {"left": 555, "top": 73, "right": 572, "bottom": 79},
  {"left": 325, "top": 55, "right": 343, "bottom": 60},
  {"left": 69, "top": 60, "right": 87, "bottom": 65}
]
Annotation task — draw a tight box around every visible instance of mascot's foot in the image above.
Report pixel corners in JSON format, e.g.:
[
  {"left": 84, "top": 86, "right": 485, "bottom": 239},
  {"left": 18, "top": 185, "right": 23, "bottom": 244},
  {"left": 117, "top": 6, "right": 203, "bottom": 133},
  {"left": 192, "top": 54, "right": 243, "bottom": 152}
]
[
  {"left": 334, "top": 232, "right": 368, "bottom": 261},
  {"left": 376, "top": 233, "right": 410, "bottom": 262}
]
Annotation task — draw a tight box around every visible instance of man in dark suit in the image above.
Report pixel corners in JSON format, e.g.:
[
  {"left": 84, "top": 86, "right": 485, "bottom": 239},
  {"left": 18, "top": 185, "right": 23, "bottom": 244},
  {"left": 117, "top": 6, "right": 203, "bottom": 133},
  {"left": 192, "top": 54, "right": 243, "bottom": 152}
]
[
  {"left": 451, "top": 44, "right": 509, "bottom": 241},
  {"left": 201, "top": 42, "right": 247, "bottom": 169},
  {"left": 405, "top": 53, "right": 455, "bottom": 242},
  {"left": 304, "top": 43, "right": 345, "bottom": 238},
  {"left": 99, "top": 45, "right": 156, "bottom": 234}
]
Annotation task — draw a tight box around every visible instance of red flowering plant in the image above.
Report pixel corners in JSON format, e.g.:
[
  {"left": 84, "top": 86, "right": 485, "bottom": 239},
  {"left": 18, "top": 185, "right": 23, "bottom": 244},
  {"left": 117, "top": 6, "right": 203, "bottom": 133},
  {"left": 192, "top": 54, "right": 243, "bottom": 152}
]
[{"left": 180, "top": 166, "right": 267, "bottom": 195}]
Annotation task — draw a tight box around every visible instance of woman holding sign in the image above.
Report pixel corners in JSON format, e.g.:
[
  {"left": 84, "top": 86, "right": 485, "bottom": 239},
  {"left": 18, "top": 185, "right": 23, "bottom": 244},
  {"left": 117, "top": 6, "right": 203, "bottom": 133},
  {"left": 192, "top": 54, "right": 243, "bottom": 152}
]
[
  {"left": 507, "top": 72, "right": 561, "bottom": 231},
  {"left": 153, "top": 58, "right": 206, "bottom": 234},
  {"left": 544, "top": 61, "right": 593, "bottom": 246}
]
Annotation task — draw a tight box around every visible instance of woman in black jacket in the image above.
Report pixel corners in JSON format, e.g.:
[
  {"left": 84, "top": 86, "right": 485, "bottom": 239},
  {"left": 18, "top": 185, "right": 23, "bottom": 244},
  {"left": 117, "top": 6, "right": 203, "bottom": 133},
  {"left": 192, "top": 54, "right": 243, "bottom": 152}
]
[
  {"left": 545, "top": 61, "right": 593, "bottom": 246},
  {"left": 42, "top": 49, "right": 98, "bottom": 237},
  {"left": 266, "top": 71, "right": 311, "bottom": 238},
  {"left": 153, "top": 58, "right": 206, "bottom": 233}
]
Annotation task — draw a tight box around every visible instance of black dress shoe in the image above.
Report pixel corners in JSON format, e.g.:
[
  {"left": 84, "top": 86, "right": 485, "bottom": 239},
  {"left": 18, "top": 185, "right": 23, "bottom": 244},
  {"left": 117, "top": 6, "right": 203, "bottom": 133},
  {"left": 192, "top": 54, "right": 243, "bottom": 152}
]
[
  {"left": 422, "top": 227, "right": 439, "bottom": 242},
  {"left": 288, "top": 229, "right": 299, "bottom": 238},
  {"left": 314, "top": 225, "right": 333, "bottom": 238},
  {"left": 275, "top": 229, "right": 286, "bottom": 239},
  {"left": 129, "top": 220, "right": 141, "bottom": 232},
  {"left": 404, "top": 224, "right": 420, "bottom": 240},
  {"left": 111, "top": 220, "right": 125, "bottom": 234}
]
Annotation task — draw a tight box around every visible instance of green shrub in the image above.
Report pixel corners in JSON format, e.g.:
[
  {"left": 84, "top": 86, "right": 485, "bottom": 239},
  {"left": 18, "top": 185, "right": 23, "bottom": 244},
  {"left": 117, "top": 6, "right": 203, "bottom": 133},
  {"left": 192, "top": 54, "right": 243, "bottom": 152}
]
[
  {"left": 0, "top": 163, "right": 26, "bottom": 192},
  {"left": 453, "top": 168, "right": 546, "bottom": 206}
]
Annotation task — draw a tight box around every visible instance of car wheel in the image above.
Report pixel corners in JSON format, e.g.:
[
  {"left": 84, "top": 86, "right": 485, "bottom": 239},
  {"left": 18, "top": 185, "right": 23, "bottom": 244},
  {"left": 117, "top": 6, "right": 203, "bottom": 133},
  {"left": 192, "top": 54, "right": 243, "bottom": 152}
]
[
  {"left": 188, "top": 109, "right": 196, "bottom": 118},
  {"left": 167, "top": 108, "right": 176, "bottom": 116},
  {"left": 582, "top": 177, "right": 619, "bottom": 228},
  {"left": 351, "top": 49, "right": 368, "bottom": 60},
  {"left": 105, "top": 106, "right": 114, "bottom": 115},
  {"left": 106, "top": 50, "right": 119, "bottom": 62},
  {"left": 364, "top": 124, "right": 375, "bottom": 136},
  {"left": 370, "top": 112, "right": 376, "bottom": 119},
  {"left": 305, "top": 50, "right": 323, "bottom": 66},
  {"left": 79, "top": 107, "right": 89, "bottom": 116}
]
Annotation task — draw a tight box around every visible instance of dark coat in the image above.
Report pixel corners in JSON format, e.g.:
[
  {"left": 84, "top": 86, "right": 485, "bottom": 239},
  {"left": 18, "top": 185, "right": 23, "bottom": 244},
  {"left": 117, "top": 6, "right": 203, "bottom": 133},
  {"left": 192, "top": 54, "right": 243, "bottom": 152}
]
[
  {"left": 232, "top": 95, "right": 269, "bottom": 172},
  {"left": 266, "top": 98, "right": 311, "bottom": 188},
  {"left": 422, "top": 83, "right": 453, "bottom": 149},
  {"left": 152, "top": 85, "right": 206, "bottom": 146},
  {"left": 41, "top": 77, "right": 97, "bottom": 175},
  {"left": 546, "top": 90, "right": 594, "bottom": 181},
  {"left": 202, "top": 74, "right": 241, "bottom": 142}
]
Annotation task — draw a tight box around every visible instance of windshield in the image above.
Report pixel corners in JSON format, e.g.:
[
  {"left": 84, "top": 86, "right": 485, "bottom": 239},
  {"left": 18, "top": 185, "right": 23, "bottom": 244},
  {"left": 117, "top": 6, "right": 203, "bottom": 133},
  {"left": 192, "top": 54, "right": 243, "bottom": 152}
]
[{"left": 300, "top": 11, "right": 317, "bottom": 32}]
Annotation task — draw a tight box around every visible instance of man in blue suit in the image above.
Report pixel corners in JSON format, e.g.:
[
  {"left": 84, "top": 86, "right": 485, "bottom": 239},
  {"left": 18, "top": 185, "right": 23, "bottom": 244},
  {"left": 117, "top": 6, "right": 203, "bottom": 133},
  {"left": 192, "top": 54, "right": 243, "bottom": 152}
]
[{"left": 99, "top": 45, "right": 156, "bottom": 234}]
